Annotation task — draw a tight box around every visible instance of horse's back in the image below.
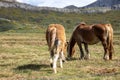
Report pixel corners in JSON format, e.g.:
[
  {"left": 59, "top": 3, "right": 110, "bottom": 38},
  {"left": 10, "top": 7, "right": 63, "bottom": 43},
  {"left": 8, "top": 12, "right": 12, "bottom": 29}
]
[
  {"left": 105, "top": 24, "right": 113, "bottom": 37},
  {"left": 93, "top": 24, "right": 113, "bottom": 38},
  {"left": 46, "top": 24, "right": 66, "bottom": 50},
  {"left": 47, "top": 24, "right": 66, "bottom": 42},
  {"left": 73, "top": 24, "right": 100, "bottom": 44},
  {"left": 55, "top": 24, "right": 66, "bottom": 42}
]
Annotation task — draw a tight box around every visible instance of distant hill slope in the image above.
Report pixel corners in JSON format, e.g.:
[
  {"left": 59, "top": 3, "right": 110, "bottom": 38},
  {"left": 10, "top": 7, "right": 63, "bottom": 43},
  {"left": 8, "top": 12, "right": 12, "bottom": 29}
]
[
  {"left": 0, "top": 0, "right": 120, "bottom": 33},
  {"left": 64, "top": 5, "right": 78, "bottom": 9},
  {"left": 0, "top": 0, "right": 119, "bottom": 14},
  {"left": 1, "top": 0, "right": 16, "bottom": 2},
  {"left": 64, "top": 0, "right": 120, "bottom": 10},
  {"left": 0, "top": 7, "right": 120, "bottom": 32},
  {"left": 84, "top": 0, "right": 120, "bottom": 9},
  {"left": 0, "top": 1, "right": 80, "bottom": 13}
]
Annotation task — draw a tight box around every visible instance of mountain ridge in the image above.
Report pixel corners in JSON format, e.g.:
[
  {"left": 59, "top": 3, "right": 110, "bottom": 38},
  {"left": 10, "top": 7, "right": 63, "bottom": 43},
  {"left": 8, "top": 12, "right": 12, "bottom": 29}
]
[
  {"left": 0, "top": 0, "right": 120, "bottom": 13},
  {"left": 64, "top": 5, "right": 78, "bottom": 9},
  {"left": 83, "top": 0, "right": 120, "bottom": 9},
  {"left": 64, "top": 0, "right": 120, "bottom": 10}
]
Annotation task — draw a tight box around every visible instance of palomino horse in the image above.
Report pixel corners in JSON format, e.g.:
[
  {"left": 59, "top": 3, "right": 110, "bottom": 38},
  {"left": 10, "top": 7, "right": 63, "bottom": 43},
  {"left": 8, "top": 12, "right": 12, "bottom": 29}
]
[
  {"left": 67, "top": 22, "right": 114, "bottom": 60},
  {"left": 46, "top": 24, "right": 67, "bottom": 73}
]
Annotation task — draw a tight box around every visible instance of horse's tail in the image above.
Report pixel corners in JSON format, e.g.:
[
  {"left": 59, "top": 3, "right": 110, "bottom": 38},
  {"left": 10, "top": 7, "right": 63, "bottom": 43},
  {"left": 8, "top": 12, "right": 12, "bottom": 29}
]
[
  {"left": 47, "top": 28, "right": 56, "bottom": 51},
  {"left": 106, "top": 24, "right": 114, "bottom": 50},
  {"left": 106, "top": 24, "right": 114, "bottom": 59},
  {"left": 54, "top": 39, "right": 61, "bottom": 53},
  {"left": 67, "top": 33, "right": 76, "bottom": 58}
]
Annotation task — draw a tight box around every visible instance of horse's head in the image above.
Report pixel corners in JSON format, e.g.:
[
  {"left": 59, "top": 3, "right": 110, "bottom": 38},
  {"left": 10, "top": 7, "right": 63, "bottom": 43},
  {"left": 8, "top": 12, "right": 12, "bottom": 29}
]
[
  {"left": 66, "top": 41, "right": 76, "bottom": 60},
  {"left": 61, "top": 42, "right": 69, "bottom": 62},
  {"left": 64, "top": 41, "right": 69, "bottom": 51}
]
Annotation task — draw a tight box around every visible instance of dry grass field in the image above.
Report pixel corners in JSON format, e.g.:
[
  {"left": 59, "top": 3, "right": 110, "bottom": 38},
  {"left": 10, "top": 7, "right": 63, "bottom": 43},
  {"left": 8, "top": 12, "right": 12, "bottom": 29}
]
[{"left": 0, "top": 32, "right": 120, "bottom": 80}]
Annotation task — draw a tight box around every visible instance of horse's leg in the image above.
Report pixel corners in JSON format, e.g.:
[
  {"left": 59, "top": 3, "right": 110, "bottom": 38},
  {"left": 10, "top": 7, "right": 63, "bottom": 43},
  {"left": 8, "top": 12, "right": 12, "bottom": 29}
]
[
  {"left": 59, "top": 51, "right": 65, "bottom": 68},
  {"left": 84, "top": 43, "right": 90, "bottom": 59},
  {"left": 109, "top": 41, "right": 113, "bottom": 60},
  {"left": 53, "top": 52, "right": 59, "bottom": 73},
  {"left": 102, "top": 40, "right": 109, "bottom": 60},
  {"left": 50, "top": 50, "right": 54, "bottom": 67},
  {"left": 77, "top": 42, "right": 84, "bottom": 59}
]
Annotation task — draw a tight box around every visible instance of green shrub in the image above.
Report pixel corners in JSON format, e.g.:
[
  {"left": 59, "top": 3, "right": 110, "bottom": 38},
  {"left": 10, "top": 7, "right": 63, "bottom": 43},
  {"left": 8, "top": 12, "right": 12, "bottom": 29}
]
[{"left": 0, "top": 19, "right": 15, "bottom": 31}]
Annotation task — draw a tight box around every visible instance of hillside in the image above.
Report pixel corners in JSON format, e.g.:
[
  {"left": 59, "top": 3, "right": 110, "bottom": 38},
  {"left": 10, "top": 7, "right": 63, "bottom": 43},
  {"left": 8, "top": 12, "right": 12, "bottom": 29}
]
[
  {"left": 64, "top": 0, "right": 120, "bottom": 11},
  {"left": 0, "top": 1, "right": 84, "bottom": 13},
  {"left": 0, "top": 7, "right": 120, "bottom": 33},
  {"left": 84, "top": 0, "right": 120, "bottom": 9},
  {"left": 0, "top": 0, "right": 120, "bottom": 33},
  {"left": 64, "top": 5, "right": 78, "bottom": 9}
]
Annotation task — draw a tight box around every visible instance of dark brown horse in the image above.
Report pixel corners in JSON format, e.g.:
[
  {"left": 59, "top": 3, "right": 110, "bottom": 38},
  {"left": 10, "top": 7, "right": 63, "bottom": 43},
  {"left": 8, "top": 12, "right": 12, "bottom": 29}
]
[{"left": 67, "top": 22, "right": 114, "bottom": 60}]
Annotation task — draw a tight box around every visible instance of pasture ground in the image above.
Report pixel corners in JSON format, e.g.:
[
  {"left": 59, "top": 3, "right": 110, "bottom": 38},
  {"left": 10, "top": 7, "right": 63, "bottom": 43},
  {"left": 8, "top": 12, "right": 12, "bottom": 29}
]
[{"left": 0, "top": 32, "right": 120, "bottom": 80}]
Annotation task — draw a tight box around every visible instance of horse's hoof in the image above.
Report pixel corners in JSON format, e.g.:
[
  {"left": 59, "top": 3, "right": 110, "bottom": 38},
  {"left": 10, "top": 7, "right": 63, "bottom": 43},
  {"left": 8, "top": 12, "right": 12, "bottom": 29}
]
[
  {"left": 103, "top": 55, "right": 109, "bottom": 60},
  {"left": 66, "top": 57, "right": 71, "bottom": 61},
  {"left": 103, "top": 57, "right": 109, "bottom": 60},
  {"left": 79, "top": 57, "right": 84, "bottom": 60},
  {"left": 84, "top": 56, "right": 90, "bottom": 60},
  {"left": 62, "top": 59, "right": 66, "bottom": 63},
  {"left": 109, "top": 56, "right": 112, "bottom": 60},
  {"left": 109, "top": 58, "right": 112, "bottom": 60},
  {"left": 50, "top": 63, "right": 53, "bottom": 67},
  {"left": 84, "top": 54, "right": 90, "bottom": 60}
]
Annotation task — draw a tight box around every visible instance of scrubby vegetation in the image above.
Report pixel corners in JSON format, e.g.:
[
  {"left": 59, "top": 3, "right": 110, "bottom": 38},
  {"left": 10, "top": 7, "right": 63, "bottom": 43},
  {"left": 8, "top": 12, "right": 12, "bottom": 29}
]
[{"left": 0, "top": 8, "right": 120, "bottom": 33}]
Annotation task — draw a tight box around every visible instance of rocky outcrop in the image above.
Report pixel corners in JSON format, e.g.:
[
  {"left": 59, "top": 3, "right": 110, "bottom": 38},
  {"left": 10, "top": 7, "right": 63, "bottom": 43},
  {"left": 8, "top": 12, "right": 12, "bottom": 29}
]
[
  {"left": 0, "top": 1, "right": 79, "bottom": 12},
  {"left": 0, "top": 1, "right": 112, "bottom": 13},
  {"left": 0, "top": 0, "right": 119, "bottom": 13}
]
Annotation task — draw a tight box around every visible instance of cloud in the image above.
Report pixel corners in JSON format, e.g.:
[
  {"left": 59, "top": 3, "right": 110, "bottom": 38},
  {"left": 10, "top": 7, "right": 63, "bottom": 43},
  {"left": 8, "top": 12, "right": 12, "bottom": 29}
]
[
  {"left": 17, "top": 0, "right": 28, "bottom": 3},
  {"left": 37, "top": 0, "right": 97, "bottom": 8},
  {"left": 17, "top": 0, "right": 24, "bottom": 3},
  {"left": 37, "top": 0, "right": 60, "bottom": 7},
  {"left": 17, "top": 0, "right": 97, "bottom": 8},
  {"left": 37, "top": 0, "right": 83, "bottom": 8}
]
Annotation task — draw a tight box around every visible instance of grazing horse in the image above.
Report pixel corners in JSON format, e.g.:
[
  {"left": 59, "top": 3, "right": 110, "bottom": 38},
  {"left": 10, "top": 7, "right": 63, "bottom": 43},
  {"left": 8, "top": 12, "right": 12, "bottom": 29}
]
[
  {"left": 46, "top": 24, "right": 67, "bottom": 73},
  {"left": 67, "top": 22, "right": 114, "bottom": 60}
]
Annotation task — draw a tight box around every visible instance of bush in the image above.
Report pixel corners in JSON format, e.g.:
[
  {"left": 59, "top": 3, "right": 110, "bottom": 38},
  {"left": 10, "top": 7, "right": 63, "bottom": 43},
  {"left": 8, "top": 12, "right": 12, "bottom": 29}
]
[{"left": 0, "top": 19, "right": 15, "bottom": 32}]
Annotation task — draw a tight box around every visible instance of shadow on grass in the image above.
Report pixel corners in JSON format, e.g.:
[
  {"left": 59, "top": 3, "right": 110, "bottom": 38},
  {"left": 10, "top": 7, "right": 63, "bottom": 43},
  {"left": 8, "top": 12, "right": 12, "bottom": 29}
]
[
  {"left": 15, "top": 64, "right": 49, "bottom": 71},
  {"left": 66, "top": 57, "right": 80, "bottom": 61}
]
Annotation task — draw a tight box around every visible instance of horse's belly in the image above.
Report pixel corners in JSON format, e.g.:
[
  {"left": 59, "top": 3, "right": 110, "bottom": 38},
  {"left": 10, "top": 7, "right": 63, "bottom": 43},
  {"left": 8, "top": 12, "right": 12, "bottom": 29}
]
[
  {"left": 83, "top": 36, "right": 100, "bottom": 45},
  {"left": 87, "top": 39, "right": 100, "bottom": 45}
]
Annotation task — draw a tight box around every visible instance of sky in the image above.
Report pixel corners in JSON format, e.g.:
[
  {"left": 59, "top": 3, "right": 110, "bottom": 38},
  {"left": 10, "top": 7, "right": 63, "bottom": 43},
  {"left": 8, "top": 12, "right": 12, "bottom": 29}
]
[{"left": 17, "top": 0, "right": 97, "bottom": 8}]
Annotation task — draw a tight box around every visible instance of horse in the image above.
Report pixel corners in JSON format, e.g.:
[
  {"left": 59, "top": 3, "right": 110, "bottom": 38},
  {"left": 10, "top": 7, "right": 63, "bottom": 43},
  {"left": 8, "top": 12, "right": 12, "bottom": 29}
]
[
  {"left": 67, "top": 22, "right": 114, "bottom": 60},
  {"left": 46, "top": 24, "right": 67, "bottom": 73}
]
